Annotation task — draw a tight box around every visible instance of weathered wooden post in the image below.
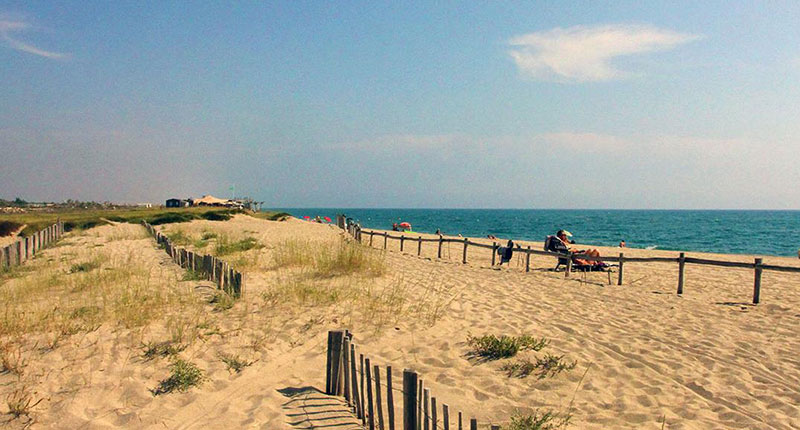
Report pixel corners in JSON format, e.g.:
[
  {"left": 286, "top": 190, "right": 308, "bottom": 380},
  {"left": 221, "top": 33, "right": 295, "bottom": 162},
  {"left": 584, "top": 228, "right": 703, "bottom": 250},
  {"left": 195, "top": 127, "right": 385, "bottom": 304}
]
[
  {"left": 350, "top": 344, "right": 362, "bottom": 418},
  {"left": 373, "top": 364, "right": 385, "bottom": 430},
  {"left": 677, "top": 252, "right": 685, "bottom": 295},
  {"left": 403, "top": 370, "right": 418, "bottom": 430},
  {"left": 753, "top": 258, "right": 763, "bottom": 304},
  {"left": 418, "top": 236, "right": 422, "bottom": 256},
  {"left": 325, "top": 330, "right": 346, "bottom": 395},
  {"left": 443, "top": 404, "right": 450, "bottom": 430},
  {"left": 360, "top": 354, "right": 366, "bottom": 426},
  {"left": 384, "top": 234, "right": 388, "bottom": 250},
  {"left": 370, "top": 232, "right": 374, "bottom": 247},
  {"left": 387, "top": 366, "right": 395, "bottom": 430},
  {"left": 491, "top": 242, "right": 497, "bottom": 266},
  {"left": 400, "top": 235, "right": 405, "bottom": 252},
  {"left": 462, "top": 238, "right": 468, "bottom": 264},
  {"left": 437, "top": 236, "right": 443, "bottom": 259},
  {"left": 431, "top": 397, "right": 438, "bottom": 430},
  {"left": 470, "top": 418, "right": 478, "bottom": 430},
  {"left": 423, "top": 388, "right": 430, "bottom": 430},
  {"left": 525, "top": 246, "right": 531, "bottom": 272},
  {"left": 618, "top": 253, "right": 624, "bottom": 285},
  {"left": 366, "top": 358, "right": 375, "bottom": 430}
]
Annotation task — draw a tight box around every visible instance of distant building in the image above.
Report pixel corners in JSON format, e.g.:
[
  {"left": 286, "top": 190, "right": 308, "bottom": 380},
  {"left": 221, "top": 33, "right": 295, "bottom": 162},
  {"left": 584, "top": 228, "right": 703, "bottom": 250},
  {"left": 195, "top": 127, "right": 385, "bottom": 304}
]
[{"left": 166, "top": 198, "right": 190, "bottom": 208}]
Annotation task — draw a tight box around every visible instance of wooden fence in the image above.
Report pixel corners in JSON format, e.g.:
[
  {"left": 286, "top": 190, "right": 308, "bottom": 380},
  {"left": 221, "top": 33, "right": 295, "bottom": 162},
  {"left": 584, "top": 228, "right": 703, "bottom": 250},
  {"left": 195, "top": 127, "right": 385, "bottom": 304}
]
[
  {"left": 345, "top": 226, "right": 799, "bottom": 305},
  {"left": 142, "top": 221, "right": 244, "bottom": 298},
  {"left": 1, "top": 221, "right": 64, "bottom": 270},
  {"left": 326, "top": 330, "right": 498, "bottom": 430}
]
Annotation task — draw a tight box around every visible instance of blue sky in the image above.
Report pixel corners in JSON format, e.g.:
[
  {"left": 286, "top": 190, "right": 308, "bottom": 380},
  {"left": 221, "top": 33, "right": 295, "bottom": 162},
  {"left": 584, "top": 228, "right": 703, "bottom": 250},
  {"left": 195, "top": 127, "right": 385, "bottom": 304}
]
[{"left": 2, "top": 1, "right": 799, "bottom": 208}]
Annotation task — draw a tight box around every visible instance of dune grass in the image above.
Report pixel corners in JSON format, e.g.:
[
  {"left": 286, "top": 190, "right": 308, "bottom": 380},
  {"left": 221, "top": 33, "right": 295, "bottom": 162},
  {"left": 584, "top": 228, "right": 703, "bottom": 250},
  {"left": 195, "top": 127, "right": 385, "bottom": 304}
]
[
  {"left": 503, "top": 410, "right": 571, "bottom": 430},
  {"left": 271, "top": 239, "right": 386, "bottom": 278},
  {"left": 467, "top": 334, "right": 549, "bottom": 360},
  {"left": 152, "top": 358, "right": 204, "bottom": 395}
]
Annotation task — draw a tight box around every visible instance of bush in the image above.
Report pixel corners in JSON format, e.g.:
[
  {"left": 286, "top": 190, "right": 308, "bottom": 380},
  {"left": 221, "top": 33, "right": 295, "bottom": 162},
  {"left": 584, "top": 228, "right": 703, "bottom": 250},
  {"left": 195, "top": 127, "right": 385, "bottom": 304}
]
[
  {"left": 0, "top": 221, "right": 22, "bottom": 237},
  {"left": 152, "top": 359, "right": 203, "bottom": 395},
  {"left": 466, "top": 334, "right": 549, "bottom": 360},
  {"left": 502, "top": 354, "right": 576, "bottom": 379},
  {"left": 200, "top": 211, "right": 233, "bottom": 221},
  {"left": 503, "top": 410, "right": 570, "bottom": 430}
]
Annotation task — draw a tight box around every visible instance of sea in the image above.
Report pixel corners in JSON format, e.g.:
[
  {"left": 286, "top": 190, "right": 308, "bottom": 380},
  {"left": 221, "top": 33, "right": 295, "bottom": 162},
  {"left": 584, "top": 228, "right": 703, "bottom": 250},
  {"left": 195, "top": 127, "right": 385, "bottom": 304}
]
[{"left": 271, "top": 209, "right": 800, "bottom": 257}]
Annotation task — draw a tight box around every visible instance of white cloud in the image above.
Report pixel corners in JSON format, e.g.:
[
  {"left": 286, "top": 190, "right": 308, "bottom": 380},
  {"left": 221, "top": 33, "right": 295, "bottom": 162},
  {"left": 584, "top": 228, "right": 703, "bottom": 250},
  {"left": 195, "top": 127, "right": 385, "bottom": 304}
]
[
  {"left": 508, "top": 24, "right": 700, "bottom": 82},
  {"left": 0, "top": 16, "right": 69, "bottom": 59}
]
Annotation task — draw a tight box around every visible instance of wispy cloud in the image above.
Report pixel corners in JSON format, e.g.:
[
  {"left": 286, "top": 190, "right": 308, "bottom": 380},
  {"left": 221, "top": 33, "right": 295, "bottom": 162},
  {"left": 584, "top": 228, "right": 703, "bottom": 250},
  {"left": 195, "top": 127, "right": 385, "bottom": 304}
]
[
  {"left": 509, "top": 24, "right": 700, "bottom": 82},
  {"left": 0, "top": 16, "right": 68, "bottom": 59}
]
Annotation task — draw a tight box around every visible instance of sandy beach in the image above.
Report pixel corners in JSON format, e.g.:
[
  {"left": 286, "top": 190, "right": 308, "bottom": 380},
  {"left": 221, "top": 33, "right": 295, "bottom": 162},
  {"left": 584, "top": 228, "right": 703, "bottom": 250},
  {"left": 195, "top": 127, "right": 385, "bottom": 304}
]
[{"left": 2, "top": 215, "right": 799, "bottom": 429}]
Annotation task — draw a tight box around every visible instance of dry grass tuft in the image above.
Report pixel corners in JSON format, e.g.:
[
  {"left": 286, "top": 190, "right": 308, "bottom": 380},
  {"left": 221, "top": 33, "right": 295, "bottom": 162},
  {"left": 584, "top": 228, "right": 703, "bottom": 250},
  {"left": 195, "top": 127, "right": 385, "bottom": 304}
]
[{"left": 5, "top": 384, "right": 43, "bottom": 419}]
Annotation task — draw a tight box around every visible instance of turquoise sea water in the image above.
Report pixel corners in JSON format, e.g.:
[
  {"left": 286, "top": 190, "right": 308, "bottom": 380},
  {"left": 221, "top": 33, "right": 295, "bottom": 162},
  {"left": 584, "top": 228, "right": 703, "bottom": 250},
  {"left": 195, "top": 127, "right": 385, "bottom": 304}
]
[{"left": 273, "top": 209, "right": 800, "bottom": 257}]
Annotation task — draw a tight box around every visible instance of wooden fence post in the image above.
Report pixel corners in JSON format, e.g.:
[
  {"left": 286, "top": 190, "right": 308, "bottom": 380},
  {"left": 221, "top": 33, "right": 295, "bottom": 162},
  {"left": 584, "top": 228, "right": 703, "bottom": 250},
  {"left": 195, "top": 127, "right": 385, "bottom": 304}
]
[
  {"left": 351, "top": 344, "right": 362, "bottom": 419},
  {"left": 753, "top": 258, "right": 763, "bottom": 304},
  {"left": 384, "top": 235, "right": 388, "bottom": 250},
  {"left": 437, "top": 236, "right": 443, "bottom": 259},
  {"left": 360, "top": 354, "right": 366, "bottom": 426},
  {"left": 618, "top": 252, "right": 624, "bottom": 285},
  {"left": 403, "top": 370, "right": 418, "bottom": 430},
  {"left": 373, "top": 364, "right": 385, "bottom": 430},
  {"left": 325, "top": 330, "right": 346, "bottom": 395},
  {"left": 470, "top": 418, "right": 478, "bottom": 430},
  {"left": 677, "top": 252, "right": 685, "bottom": 295},
  {"left": 423, "top": 388, "right": 430, "bottom": 430},
  {"left": 418, "top": 236, "right": 422, "bottom": 256},
  {"left": 462, "top": 239, "right": 468, "bottom": 264},
  {"left": 343, "top": 336, "right": 351, "bottom": 405},
  {"left": 417, "top": 380, "right": 423, "bottom": 430},
  {"left": 431, "top": 397, "right": 438, "bottom": 430},
  {"left": 491, "top": 242, "right": 497, "bottom": 266},
  {"left": 370, "top": 232, "right": 374, "bottom": 247},
  {"left": 400, "top": 236, "right": 405, "bottom": 252},
  {"left": 525, "top": 246, "right": 531, "bottom": 272},
  {"left": 443, "top": 404, "right": 450, "bottom": 430},
  {"left": 366, "top": 358, "right": 375, "bottom": 430},
  {"left": 387, "top": 366, "right": 395, "bottom": 430}
]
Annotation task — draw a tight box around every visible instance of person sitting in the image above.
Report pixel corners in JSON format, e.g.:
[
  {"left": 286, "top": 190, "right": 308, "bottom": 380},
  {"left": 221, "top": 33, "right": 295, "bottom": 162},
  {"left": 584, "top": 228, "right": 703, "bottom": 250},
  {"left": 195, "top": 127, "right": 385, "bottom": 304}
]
[
  {"left": 619, "top": 240, "right": 626, "bottom": 248},
  {"left": 392, "top": 223, "right": 399, "bottom": 231},
  {"left": 553, "top": 230, "right": 607, "bottom": 270},
  {"left": 497, "top": 240, "right": 514, "bottom": 266}
]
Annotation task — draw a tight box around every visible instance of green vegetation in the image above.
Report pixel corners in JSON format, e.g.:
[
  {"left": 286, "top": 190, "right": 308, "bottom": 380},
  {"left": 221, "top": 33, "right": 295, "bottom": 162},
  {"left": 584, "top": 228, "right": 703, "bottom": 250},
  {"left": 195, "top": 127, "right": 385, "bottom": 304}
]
[
  {"left": 502, "top": 354, "right": 577, "bottom": 379},
  {"left": 250, "top": 211, "right": 292, "bottom": 221},
  {"left": 209, "top": 291, "right": 235, "bottom": 311},
  {"left": 219, "top": 352, "right": 253, "bottom": 373},
  {"left": 466, "top": 334, "right": 549, "bottom": 360},
  {"left": 503, "top": 410, "right": 570, "bottom": 430},
  {"left": 152, "top": 359, "right": 204, "bottom": 395},
  {"left": 69, "top": 261, "right": 100, "bottom": 273},
  {"left": 0, "top": 206, "right": 239, "bottom": 236},
  {"left": 214, "top": 236, "right": 262, "bottom": 256},
  {"left": 271, "top": 239, "right": 386, "bottom": 278},
  {"left": 5, "top": 385, "right": 43, "bottom": 419},
  {"left": 142, "top": 341, "right": 187, "bottom": 361},
  {"left": 0, "top": 220, "right": 22, "bottom": 237}
]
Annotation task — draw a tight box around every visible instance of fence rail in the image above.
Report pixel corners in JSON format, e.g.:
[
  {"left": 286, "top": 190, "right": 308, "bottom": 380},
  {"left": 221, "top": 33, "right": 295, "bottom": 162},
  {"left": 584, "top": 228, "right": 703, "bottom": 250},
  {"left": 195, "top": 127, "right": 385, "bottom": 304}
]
[
  {"left": 326, "top": 330, "right": 495, "bottom": 430},
  {"left": 1, "top": 221, "right": 64, "bottom": 270},
  {"left": 344, "top": 223, "right": 799, "bottom": 305},
  {"left": 142, "top": 221, "right": 244, "bottom": 297}
]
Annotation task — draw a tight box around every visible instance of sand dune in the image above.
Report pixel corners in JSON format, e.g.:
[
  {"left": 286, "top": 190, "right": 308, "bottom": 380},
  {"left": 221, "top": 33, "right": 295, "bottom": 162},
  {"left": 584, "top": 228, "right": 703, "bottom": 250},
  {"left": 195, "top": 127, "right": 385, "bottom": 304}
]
[{"left": 1, "top": 216, "right": 799, "bottom": 429}]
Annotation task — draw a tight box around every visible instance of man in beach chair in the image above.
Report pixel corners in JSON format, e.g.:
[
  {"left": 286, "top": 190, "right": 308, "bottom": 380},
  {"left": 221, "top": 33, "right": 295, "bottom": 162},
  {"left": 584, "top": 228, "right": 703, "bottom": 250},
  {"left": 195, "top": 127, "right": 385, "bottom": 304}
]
[{"left": 545, "top": 230, "right": 609, "bottom": 272}]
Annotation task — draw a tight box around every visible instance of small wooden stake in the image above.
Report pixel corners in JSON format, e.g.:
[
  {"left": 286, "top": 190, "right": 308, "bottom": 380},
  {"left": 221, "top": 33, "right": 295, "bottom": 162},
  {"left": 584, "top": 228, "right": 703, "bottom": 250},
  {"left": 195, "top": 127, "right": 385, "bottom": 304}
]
[
  {"left": 677, "top": 252, "right": 685, "bottom": 295},
  {"left": 526, "top": 246, "right": 531, "bottom": 272},
  {"left": 366, "top": 358, "right": 375, "bottom": 430},
  {"left": 753, "top": 258, "right": 763, "bottom": 304},
  {"left": 402, "top": 370, "right": 418, "bottom": 430},
  {"left": 386, "top": 366, "right": 395, "bottom": 430}
]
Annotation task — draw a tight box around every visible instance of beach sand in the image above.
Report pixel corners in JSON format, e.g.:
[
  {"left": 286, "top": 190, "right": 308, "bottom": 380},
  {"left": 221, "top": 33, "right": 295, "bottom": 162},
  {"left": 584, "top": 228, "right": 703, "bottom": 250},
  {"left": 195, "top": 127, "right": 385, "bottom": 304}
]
[{"left": 1, "top": 215, "right": 799, "bottom": 429}]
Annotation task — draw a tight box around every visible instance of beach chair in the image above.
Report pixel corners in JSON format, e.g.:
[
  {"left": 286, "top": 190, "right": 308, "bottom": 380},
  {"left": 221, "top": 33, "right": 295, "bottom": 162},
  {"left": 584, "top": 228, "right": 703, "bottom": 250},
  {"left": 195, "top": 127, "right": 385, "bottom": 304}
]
[{"left": 544, "top": 235, "right": 610, "bottom": 272}]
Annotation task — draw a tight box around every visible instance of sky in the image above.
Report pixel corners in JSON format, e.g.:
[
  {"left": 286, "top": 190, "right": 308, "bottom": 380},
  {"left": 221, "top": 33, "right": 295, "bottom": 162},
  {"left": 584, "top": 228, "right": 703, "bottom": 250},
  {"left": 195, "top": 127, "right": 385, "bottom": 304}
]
[{"left": 2, "top": 1, "right": 800, "bottom": 209}]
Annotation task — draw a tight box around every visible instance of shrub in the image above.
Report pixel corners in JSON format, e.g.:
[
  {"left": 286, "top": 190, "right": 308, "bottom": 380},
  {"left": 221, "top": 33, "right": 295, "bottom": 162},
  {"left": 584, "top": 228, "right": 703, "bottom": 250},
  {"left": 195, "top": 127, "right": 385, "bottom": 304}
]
[
  {"left": 502, "top": 354, "right": 576, "bottom": 379},
  {"left": 219, "top": 352, "right": 253, "bottom": 373},
  {"left": 503, "top": 410, "right": 570, "bottom": 430},
  {"left": 201, "top": 211, "right": 233, "bottom": 221},
  {"left": 215, "top": 236, "right": 261, "bottom": 256},
  {"left": 0, "top": 221, "right": 22, "bottom": 237},
  {"left": 467, "top": 334, "right": 549, "bottom": 360},
  {"left": 210, "top": 291, "right": 235, "bottom": 311},
  {"left": 152, "top": 359, "right": 204, "bottom": 395},
  {"left": 142, "top": 341, "right": 187, "bottom": 361}
]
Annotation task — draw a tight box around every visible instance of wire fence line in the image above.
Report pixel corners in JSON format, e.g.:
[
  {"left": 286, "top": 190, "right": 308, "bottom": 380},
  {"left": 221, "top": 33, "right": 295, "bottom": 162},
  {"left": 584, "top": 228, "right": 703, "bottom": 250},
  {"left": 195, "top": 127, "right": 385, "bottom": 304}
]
[
  {"left": 338, "top": 215, "right": 799, "bottom": 305},
  {"left": 326, "top": 330, "right": 503, "bottom": 430},
  {"left": 1, "top": 221, "right": 64, "bottom": 270}
]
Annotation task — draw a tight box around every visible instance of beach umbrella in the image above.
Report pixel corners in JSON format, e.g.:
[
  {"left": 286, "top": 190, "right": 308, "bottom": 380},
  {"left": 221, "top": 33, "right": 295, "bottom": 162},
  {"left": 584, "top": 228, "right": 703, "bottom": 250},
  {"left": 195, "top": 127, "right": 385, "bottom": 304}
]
[
  {"left": 303, "top": 216, "right": 310, "bottom": 220},
  {"left": 324, "top": 216, "right": 332, "bottom": 223},
  {"left": 399, "top": 222, "right": 411, "bottom": 229}
]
